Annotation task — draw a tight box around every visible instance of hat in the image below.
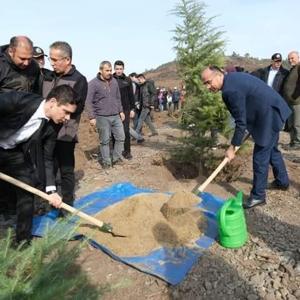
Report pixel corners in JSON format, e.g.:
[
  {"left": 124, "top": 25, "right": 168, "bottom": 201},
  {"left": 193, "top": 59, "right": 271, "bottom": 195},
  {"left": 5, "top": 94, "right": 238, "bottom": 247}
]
[
  {"left": 271, "top": 53, "right": 282, "bottom": 61},
  {"left": 33, "top": 46, "right": 47, "bottom": 58}
]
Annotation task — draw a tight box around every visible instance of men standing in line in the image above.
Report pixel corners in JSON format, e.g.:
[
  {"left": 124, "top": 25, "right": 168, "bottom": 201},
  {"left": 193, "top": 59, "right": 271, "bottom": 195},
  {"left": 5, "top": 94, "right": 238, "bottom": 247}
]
[
  {"left": 86, "top": 61, "right": 125, "bottom": 168},
  {"left": 113, "top": 60, "right": 135, "bottom": 160},
  {"left": 0, "top": 36, "right": 40, "bottom": 93},
  {"left": 42, "top": 41, "right": 87, "bottom": 210},
  {"left": 251, "top": 53, "right": 289, "bottom": 94},
  {"left": 201, "top": 66, "right": 291, "bottom": 209},
  {"left": 135, "top": 74, "right": 158, "bottom": 137},
  {"left": 0, "top": 85, "right": 76, "bottom": 244},
  {"left": 282, "top": 51, "right": 300, "bottom": 149}
]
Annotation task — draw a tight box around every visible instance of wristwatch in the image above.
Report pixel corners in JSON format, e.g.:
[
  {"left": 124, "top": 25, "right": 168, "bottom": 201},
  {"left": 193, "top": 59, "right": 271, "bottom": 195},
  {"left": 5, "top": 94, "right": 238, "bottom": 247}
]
[{"left": 46, "top": 190, "right": 56, "bottom": 195}]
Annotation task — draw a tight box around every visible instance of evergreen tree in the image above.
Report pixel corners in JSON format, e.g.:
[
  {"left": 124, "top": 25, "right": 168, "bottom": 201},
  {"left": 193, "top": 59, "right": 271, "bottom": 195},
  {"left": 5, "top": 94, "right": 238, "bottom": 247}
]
[{"left": 171, "top": 0, "right": 229, "bottom": 160}]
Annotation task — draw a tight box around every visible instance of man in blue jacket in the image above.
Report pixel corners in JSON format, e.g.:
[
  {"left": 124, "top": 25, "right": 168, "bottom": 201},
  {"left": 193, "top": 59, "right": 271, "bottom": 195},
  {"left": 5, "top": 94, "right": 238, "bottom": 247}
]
[{"left": 201, "top": 66, "right": 291, "bottom": 209}]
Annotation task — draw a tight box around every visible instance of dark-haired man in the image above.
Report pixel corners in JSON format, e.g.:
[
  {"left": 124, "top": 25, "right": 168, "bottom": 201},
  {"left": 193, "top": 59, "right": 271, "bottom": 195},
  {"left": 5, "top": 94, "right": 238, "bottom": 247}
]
[
  {"left": 135, "top": 74, "right": 158, "bottom": 136},
  {"left": 201, "top": 66, "right": 291, "bottom": 209},
  {"left": 113, "top": 60, "right": 135, "bottom": 159},
  {"left": 0, "top": 85, "right": 77, "bottom": 244},
  {"left": 42, "top": 41, "right": 87, "bottom": 209},
  {"left": 0, "top": 36, "right": 40, "bottom": 93}
]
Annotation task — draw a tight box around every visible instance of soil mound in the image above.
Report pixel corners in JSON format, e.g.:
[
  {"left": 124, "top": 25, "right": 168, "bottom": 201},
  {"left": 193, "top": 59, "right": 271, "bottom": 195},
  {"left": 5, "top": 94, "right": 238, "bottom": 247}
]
[{"left": 79, "top": 193, "right": 206, "bottom": 257}]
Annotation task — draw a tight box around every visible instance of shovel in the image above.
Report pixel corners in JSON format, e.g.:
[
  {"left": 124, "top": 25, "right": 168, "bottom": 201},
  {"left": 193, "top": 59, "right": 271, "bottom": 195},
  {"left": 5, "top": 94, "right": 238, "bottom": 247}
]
[
  {"left": 0, "top": 171, "right": 126, "bottom": 237},
  {"left": 192, "top": 133, "right": 250, "bottom": 194}
]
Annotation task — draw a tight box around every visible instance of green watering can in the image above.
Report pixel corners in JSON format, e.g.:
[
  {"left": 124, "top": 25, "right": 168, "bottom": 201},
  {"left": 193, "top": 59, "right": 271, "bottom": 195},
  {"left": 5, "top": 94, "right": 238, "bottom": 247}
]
[{"left": 217, "top": 191, "right": 248, "bottom": 248}]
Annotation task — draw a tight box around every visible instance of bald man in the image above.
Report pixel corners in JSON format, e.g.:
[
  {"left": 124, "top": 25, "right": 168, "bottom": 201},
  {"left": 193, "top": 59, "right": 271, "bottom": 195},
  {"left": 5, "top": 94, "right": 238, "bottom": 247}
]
[
  {"left": 201, "top": 66, "right": 291, "bottom": 208},
  {"left": 0, "top": 36, "right": 40, "bottom": 219},
  {"left": 0, "top": 35, "right": 40, "bottom": 93},
  {"left": 282, "top": 51, "right": 300, "bottom": 149}
]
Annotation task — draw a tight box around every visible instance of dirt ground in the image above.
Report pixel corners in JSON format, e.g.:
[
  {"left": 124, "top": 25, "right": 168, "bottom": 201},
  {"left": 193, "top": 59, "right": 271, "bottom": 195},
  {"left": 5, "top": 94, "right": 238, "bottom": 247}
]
[{"left": 71, "top": 111, "right": 300, "bottom": 300}]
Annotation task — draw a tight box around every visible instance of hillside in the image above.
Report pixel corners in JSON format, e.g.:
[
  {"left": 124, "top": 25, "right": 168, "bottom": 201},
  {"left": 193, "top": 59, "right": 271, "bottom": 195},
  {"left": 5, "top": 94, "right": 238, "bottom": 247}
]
[{"left": 144, "top": 55, "right": 273, "bottom": 89}]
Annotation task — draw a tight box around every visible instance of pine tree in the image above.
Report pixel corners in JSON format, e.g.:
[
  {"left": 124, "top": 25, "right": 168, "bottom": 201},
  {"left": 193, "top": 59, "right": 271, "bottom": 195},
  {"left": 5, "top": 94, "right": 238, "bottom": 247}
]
[{"left": 171, "top": 0, "right": 230, "bottom": 160}]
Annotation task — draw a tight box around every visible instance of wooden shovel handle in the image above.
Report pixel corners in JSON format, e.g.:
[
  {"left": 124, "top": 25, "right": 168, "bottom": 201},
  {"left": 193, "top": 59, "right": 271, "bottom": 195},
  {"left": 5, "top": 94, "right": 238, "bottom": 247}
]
[
  {"left": 0, "top": 171, "right": 105, "bottom": 229},
  {"left": 197, "top": 133, "right": 250, "bottom": 193}
]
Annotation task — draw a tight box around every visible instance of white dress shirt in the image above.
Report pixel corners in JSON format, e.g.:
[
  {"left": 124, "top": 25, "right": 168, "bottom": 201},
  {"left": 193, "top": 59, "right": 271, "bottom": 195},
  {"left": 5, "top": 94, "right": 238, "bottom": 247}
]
[
  {"left": 267, "top": 68, "right": 278, "bottom": 88},
  {"left": 0, "top": 100, "right": 48, "bottom": 149}
]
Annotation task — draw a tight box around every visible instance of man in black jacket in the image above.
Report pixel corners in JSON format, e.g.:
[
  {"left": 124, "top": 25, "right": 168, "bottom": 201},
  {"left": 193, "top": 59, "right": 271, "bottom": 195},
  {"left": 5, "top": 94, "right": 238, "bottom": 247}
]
[
  {"left": 0, "top": 36, "right": 40, "bottom": 216},
  {"left": 113, "top": 60, "right": 135, "bottom": 159},
  {"left": 42, "top": 41, "right": 87, "bottom": 210},
  {"left": 0, "top": 36, "right": 40, "bottom": 93},
  {"left": 251, "top": 53, "right": 289, "bottom": 95},
  {"left": 0, "top": 85, "right": 77, "bottom": 244},
  {"left": 135, "top": 74, "right": 158, "bottom": 136}
]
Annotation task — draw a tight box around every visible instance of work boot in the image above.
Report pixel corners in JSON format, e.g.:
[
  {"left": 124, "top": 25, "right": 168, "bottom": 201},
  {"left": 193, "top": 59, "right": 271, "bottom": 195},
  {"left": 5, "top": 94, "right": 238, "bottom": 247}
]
[
  {"left": 243, "top": 197, "right": 266, "bottom": 209},
  {"left": 112, "top": 158, "right": 125, "bottom": 167}
]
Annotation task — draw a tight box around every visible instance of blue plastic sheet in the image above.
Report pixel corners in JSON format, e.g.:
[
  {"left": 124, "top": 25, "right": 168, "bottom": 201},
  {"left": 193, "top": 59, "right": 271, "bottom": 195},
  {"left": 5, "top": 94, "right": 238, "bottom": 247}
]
[{"left": 32, "top": 182, "right": 224, "bottom": 285}]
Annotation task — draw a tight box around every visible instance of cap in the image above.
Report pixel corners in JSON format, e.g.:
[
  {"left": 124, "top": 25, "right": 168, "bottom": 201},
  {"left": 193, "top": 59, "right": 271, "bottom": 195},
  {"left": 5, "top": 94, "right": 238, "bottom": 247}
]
[
  {"left": 33, "top": 46, "right": 47, "bottom": 58},
  {"left": 271, "top": 53, "right": 282, "bottom": 61}
]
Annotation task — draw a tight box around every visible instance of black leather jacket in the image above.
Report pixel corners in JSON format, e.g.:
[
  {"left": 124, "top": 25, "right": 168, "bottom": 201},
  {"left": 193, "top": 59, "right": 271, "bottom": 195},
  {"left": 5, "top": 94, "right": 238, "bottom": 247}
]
[{"left": 0, "top": 44, "right": 40, "bottom": 93}]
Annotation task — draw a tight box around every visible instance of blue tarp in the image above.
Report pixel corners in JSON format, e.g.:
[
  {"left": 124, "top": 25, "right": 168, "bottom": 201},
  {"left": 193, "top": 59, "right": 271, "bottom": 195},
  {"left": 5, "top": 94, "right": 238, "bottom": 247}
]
[{"left": 32, "top": 182, "right": 224, "bottom": 285}]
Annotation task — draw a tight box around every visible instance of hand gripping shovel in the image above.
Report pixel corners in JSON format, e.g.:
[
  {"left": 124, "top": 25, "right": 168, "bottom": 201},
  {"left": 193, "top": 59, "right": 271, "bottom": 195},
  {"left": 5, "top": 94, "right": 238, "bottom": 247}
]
[
  {"left": 0, "top": 171, "right": 126, "bottom": 237},
  {"left": 192, "top": 134, "right": 250, "bottom": 194}
]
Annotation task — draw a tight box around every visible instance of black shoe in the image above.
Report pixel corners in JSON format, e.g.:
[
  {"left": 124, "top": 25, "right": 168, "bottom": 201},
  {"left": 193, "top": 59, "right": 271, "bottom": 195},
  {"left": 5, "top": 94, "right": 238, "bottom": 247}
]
[
  {"left": 112, "top": 158, "right": 125, "bottom": 166},
  {"left": 243, "top": 197, "right": 266, "bottom": 209},
  {"left": 123, "top": 152, "right": 133, "bottom": 160},
  {"left": 267, "top": 180, "right": 289, "bottom": 191},
  {"left": 149, "top": 132, "right": 158, "bottom": 137},
  {"left": 137, "top": 138, "right": 145, "bottom": 144},
  {"left": 101, "top": 163, "right": 112, "bottom": 169}
]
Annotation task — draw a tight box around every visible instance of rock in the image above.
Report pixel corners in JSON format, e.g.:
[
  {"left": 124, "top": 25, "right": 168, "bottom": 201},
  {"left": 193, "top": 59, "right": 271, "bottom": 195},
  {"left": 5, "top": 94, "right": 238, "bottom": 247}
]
[
  {"left": 247, "top": 294, "right": 258, "bottom": 300},
  {"left": 294, "top": 261, "right": 300, "bottom": 276},
  {"left": 204, "top": 280, "right": 212, "bottom": 291},
  {"left": 250, "top": 273, "right": 265, "bottom": 288},
  {"left": 287, "top": 295, "right": 297, "bottom": 300},
  {"left": 272, "top": 277, "right": 281, "bottom": 290},
  {"left": 293, "top": 289, "right": 300, "bottom": 299},
  {"left": 264, "top": 292, "right": 275, "bottom": 300}
]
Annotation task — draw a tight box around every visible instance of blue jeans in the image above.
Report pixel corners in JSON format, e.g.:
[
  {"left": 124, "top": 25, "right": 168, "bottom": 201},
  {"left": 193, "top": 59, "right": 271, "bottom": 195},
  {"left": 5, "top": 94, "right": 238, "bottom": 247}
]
[
  {"left": 96, "top": 115, "right": 125, "bottom": 164},
  {"left": 135, "top": 107, "right": 157, "bottom": 135},
  {"left": 251, "top": 132, "right": 289, "bottom": 199}
]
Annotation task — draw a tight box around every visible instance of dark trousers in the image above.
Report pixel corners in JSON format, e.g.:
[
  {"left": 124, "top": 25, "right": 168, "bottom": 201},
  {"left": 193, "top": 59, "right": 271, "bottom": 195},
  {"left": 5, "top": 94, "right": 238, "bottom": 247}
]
[
  {"left": 251, "top": 132, "right": 289, "bottom": 199},
  {"left": 0, "top": 147, "right": 34, "bottom": 242},
  {"left": 123, "top": 110, "right": 131, "bottom": 155},
  {"left": 54, "top": 141, "right": 75, "bottom": 206}
]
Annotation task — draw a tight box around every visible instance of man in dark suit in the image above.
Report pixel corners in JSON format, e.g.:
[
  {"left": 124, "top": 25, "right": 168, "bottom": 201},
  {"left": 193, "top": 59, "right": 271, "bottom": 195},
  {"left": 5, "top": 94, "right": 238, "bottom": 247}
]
[
  {"left": 0, "top": 85, "right": 76, "bottom": 244},
  {"left": 251, "top": 53, "right": 289, "bottom": 95},
  {"left": 201, "top": 66, "right": 291, "bottom": 209}
]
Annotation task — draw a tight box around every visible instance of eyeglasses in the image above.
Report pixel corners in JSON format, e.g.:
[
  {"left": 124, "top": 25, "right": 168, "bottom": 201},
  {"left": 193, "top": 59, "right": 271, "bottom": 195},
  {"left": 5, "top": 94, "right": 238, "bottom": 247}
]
[{"left": 48, "top": 56, "right": 67, "bottom": 63}]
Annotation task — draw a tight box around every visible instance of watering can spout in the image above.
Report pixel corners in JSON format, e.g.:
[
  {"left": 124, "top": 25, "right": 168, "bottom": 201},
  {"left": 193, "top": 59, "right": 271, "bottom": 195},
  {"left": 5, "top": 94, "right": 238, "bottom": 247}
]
[{"left": 235, "top": 191, "right": 243, "bottom": 207}]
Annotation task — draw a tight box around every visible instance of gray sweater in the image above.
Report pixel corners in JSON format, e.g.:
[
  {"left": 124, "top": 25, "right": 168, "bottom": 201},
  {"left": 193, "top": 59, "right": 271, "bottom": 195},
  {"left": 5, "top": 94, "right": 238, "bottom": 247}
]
[{"left": 86, "top": 74, "right": 122, "bottom": 118}]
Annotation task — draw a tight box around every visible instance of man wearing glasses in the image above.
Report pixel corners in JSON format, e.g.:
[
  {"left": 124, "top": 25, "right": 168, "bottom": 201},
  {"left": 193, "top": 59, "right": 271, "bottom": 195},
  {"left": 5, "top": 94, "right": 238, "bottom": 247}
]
[
  {"left": 201, "top": 66, "right": 291, "bottom": 209},
  {"left": 42, "top": 41, "right": 87, "bottom": 214}
]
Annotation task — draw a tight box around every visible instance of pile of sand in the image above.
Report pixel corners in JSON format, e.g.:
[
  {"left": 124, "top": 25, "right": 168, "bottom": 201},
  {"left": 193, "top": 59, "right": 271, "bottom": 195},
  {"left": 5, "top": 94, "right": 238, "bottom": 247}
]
[{"left": 79, "top": 192, "right": 206, "bottom": 257}]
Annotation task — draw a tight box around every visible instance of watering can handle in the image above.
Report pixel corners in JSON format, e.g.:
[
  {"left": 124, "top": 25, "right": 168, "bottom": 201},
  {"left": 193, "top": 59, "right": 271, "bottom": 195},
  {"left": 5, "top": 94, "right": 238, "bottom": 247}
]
[{"left": 219, "top": 199, "right": 232, "bottom": 236}]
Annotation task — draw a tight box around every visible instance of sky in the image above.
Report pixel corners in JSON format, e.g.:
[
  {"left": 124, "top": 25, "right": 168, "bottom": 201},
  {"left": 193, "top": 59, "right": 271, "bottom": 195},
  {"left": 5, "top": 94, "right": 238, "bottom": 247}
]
[{"left": 1, "top": 0, "right": 299, "bottom": 80}]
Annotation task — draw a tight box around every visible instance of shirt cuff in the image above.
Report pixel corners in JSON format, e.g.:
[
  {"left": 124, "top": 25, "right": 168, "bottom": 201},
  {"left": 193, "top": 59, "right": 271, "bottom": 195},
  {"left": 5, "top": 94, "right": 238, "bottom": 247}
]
[{"left": 46, "top": 186, "right": 56, "bottom": 193}]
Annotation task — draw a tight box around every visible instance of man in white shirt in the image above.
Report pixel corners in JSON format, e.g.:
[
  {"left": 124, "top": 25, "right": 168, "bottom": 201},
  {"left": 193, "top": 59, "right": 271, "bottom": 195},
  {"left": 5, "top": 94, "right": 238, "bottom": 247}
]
[
  {"left": 0, "top": 85, "right": 76, "bottom": 245},
  {"left": 251, "top": 53, "right": 289, "bottom": 94}
]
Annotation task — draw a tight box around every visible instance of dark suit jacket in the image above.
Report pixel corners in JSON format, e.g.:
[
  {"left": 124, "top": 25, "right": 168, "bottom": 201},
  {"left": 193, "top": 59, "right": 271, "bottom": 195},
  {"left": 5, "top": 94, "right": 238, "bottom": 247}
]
[
  {"left": 251, "top": 65, "right": 289, "bottom": 95},
  {"left": 222, "top": 72, "right": 291, "bottom": 147},
  {"left": 0, "top": 91, "right": 57, "bottom": 188}
]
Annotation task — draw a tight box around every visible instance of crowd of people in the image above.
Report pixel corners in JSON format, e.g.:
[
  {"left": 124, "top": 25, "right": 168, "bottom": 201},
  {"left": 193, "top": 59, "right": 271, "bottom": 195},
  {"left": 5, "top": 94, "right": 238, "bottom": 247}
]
[
  {"left": 0, "top": 34, "right": 299, "bottom": 245},
  {"left": 0, "top": 35, "right": 162, "bottom": 245}
]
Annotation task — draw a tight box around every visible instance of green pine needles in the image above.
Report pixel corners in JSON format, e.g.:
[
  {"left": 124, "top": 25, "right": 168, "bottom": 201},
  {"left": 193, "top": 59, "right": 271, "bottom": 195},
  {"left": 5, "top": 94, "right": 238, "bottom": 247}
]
[
  {"left": 0, "top": 222, "right": 100, "bottom": 300},
  {"left": 171, "top": 0, "right": 230, "bottom": 159}
]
